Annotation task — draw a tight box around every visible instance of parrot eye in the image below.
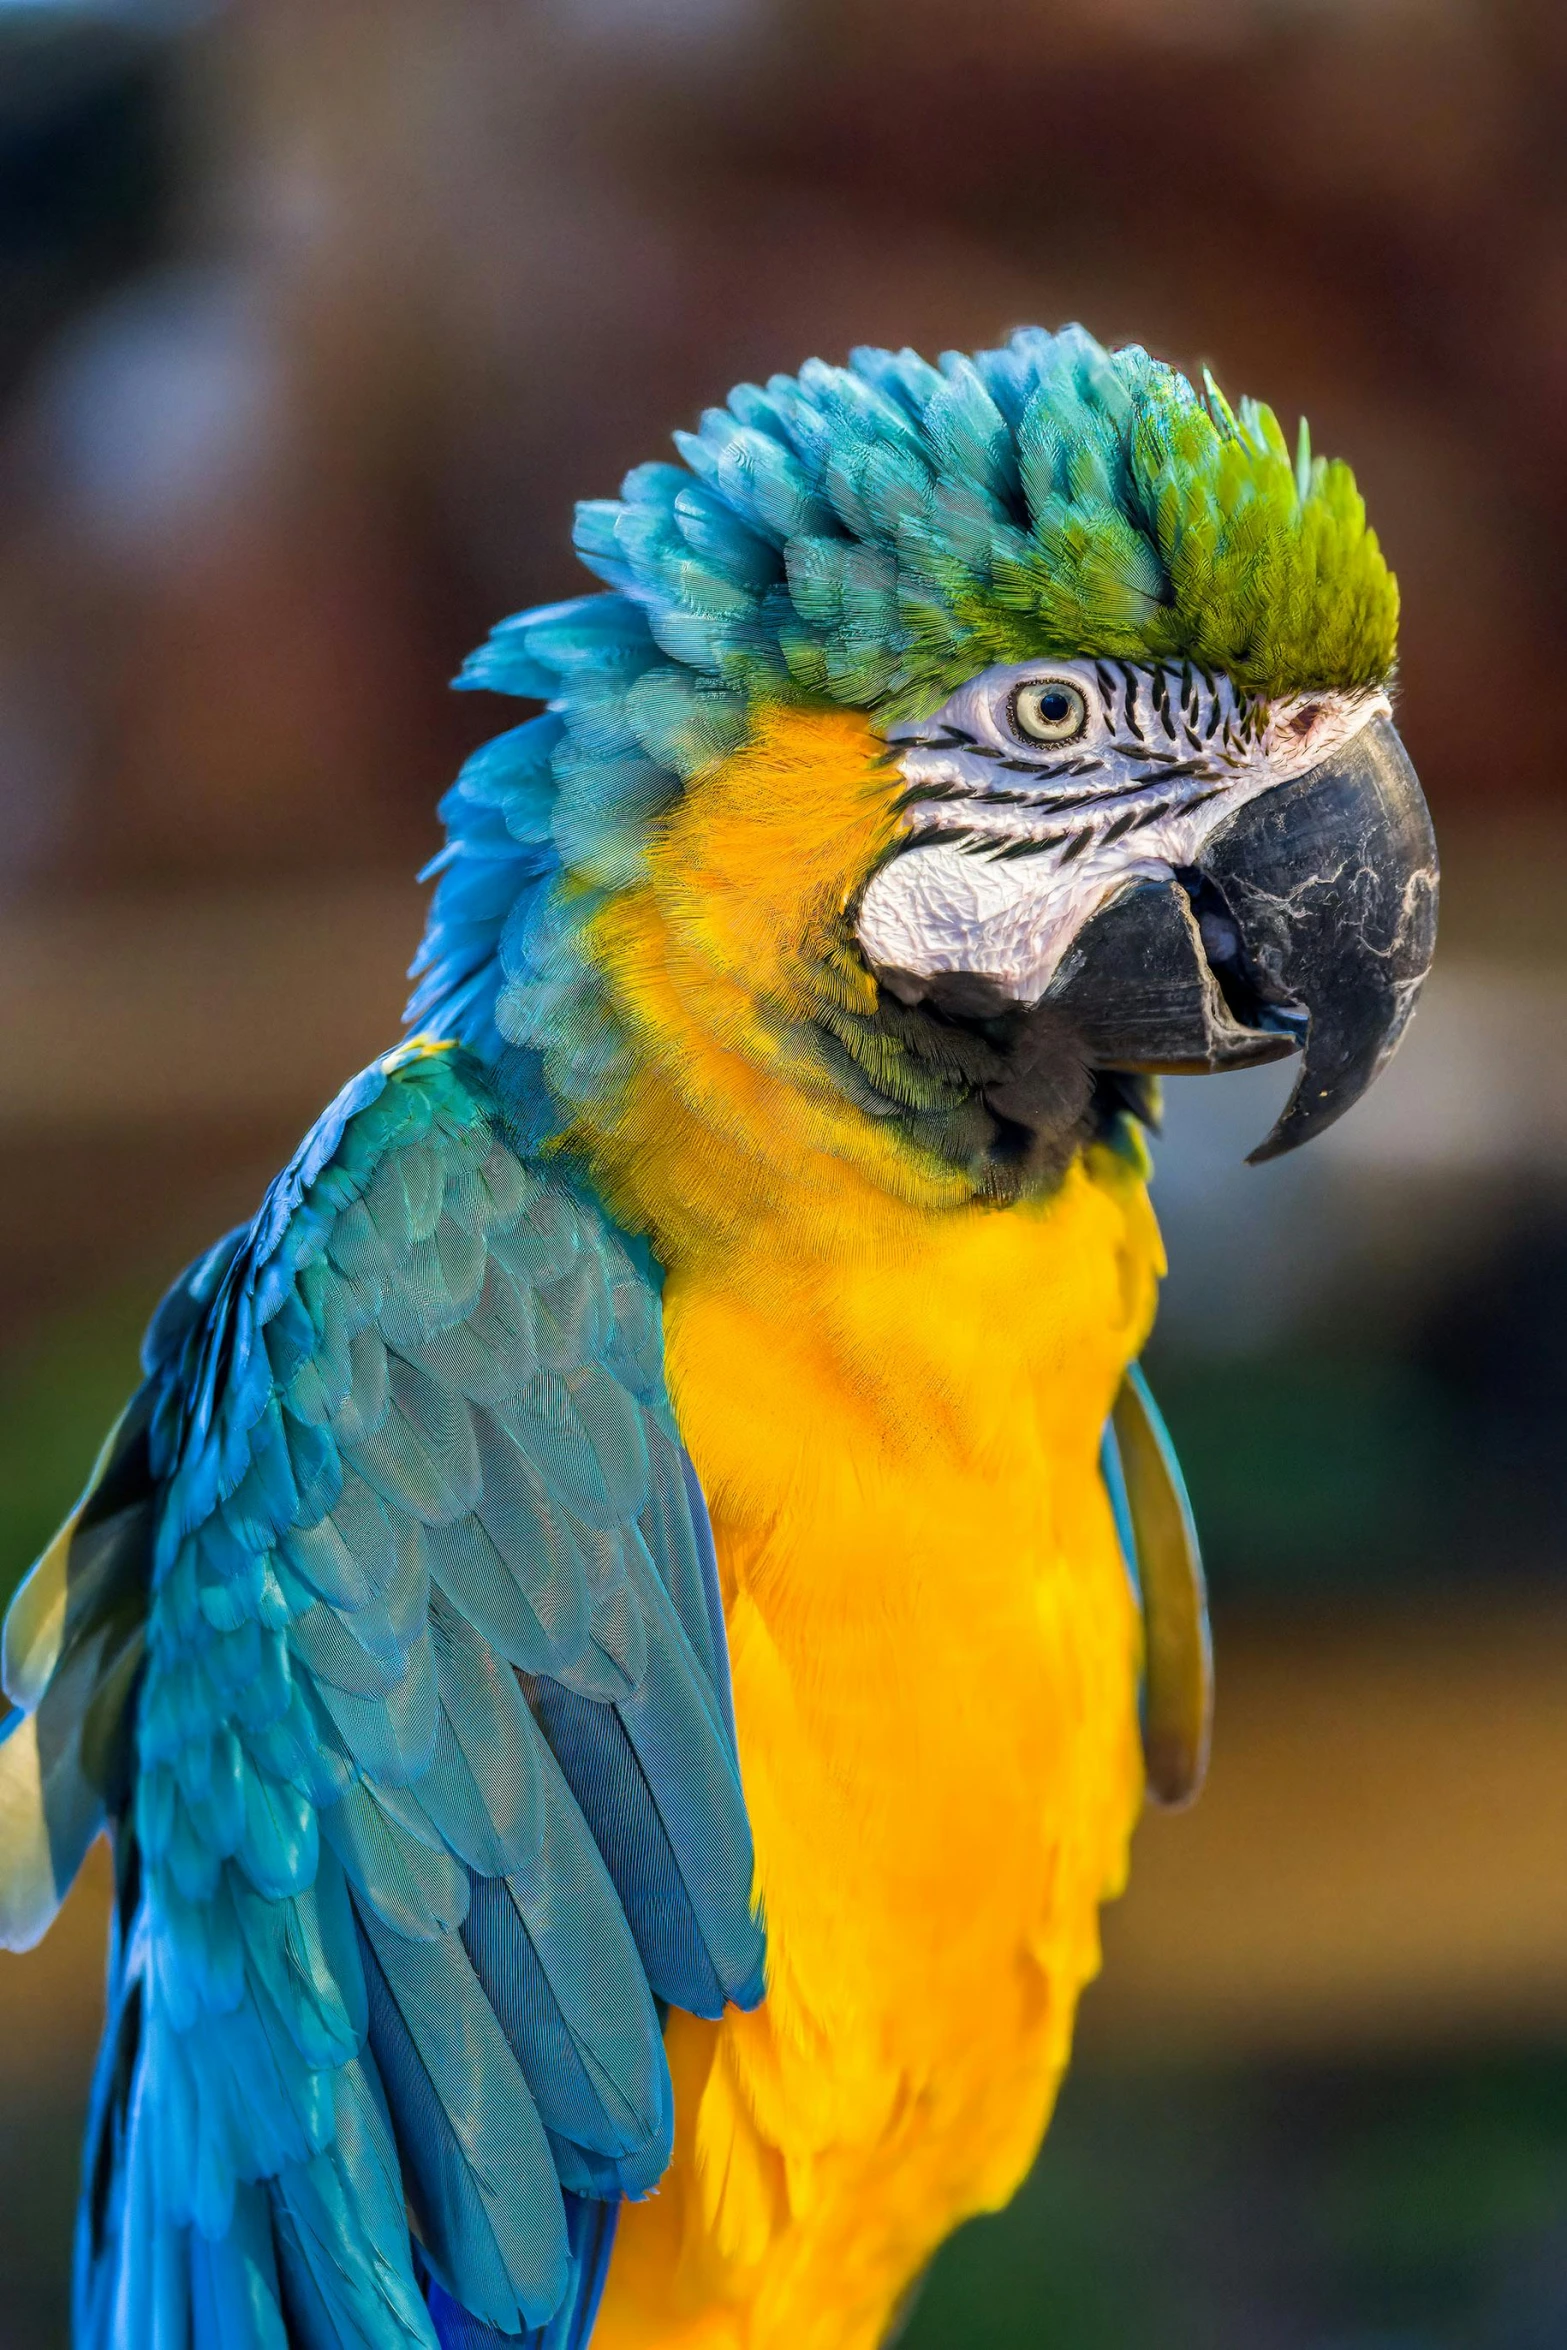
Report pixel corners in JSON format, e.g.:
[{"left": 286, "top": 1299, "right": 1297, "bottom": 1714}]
[{"left": 1011, "top": 678, "right": 1089, "bottom": 746}]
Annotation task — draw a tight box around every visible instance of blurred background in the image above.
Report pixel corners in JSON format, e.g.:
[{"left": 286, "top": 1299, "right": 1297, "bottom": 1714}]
[{"left": 0, "top": 0, "right": 1564, "bottom": 2341}]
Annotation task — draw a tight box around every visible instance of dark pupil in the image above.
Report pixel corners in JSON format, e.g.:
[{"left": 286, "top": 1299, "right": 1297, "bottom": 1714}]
[{"left": 1039, "top": 690, "right": 1072, "bottom": 724}]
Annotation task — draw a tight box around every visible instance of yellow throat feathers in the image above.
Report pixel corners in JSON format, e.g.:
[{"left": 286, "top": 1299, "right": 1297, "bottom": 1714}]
[
  {"left": 574, "top": 707, "right": 1163, "bottom": 2347},
  {"left": 559, "top": 690, "right": 1165, "bottom": 1588}
]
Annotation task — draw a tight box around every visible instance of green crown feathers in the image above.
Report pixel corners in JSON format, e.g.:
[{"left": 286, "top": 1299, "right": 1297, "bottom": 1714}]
[{"left": 568, "top": 324, "right": 1397, "bottom": 722}]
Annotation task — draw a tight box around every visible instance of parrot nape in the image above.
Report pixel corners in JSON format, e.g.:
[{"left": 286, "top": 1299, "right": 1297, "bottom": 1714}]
[{"left": 0, "top": 326, "right": 1436, "bottom": 2350}]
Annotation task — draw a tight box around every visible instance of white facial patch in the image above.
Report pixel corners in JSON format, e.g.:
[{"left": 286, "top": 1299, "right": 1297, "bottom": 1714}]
[{"left": 855, "top": 657, "right": 1391, "bottom": 1004}]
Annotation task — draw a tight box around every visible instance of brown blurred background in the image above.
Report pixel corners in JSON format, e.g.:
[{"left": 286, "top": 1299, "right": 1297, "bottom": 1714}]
[{"left": 3, "top": 1, "right": 1567, "bottom": 2344}]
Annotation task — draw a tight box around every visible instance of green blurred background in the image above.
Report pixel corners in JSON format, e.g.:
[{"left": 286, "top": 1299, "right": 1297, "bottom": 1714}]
[{"left": 2, "top": 0, "right": 1567, "bottom": 2342}]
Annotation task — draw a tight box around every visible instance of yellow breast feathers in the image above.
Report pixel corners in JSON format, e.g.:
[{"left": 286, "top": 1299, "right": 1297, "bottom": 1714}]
[{"left": 558, "top": 707, "right": 1162, "bottom": 2349}]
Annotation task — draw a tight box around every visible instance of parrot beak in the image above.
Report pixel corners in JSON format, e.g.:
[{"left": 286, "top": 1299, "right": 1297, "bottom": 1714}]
[{"left": 1043, "top": 714, "right": 1438, "bottom": 1162}]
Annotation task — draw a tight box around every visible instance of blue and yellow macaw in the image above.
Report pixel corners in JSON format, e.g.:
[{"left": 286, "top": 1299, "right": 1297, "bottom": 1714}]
[{"left": 0, "top": 327, "right": 1436, "bottom": 2350}]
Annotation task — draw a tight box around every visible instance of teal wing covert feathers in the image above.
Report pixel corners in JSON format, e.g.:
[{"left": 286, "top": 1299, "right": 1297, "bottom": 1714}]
[{"left": 0, "top": 1039, "right": 763, "bottom": 2350}]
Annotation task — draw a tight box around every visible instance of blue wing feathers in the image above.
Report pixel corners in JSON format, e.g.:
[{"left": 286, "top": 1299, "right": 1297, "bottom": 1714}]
[
  {"left": 527, "top": 1680, "right": 728, "bottom": 2020},
  {"left": 1, "top": 1041, "right": 762, "bottom": 2348},
  {"left": 460, "top": 1875, "right": 668, "bottom": 2185},
  {"left": 677, "top": 1451, "right": 736, "bottom": 1751},
  {"left": 358, "top": 1913, "right": 567, "bottom": 2330},
  {"left": 424, "top": 2190, "right": 619, "bottom": 2350},
  {"left": 268, "top": 2058, "right": 435, "bottom": 2348},
  {"left": 321, "top": 1779, "right": 471, "bottom": 1943},
  {"left": 189, "top": 2180, "right": 290, "bottom": 2350}
]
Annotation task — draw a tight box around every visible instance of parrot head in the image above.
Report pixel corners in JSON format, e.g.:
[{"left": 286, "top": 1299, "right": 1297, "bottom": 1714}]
[
  {"left": 411, "top": 327, "right": 1436, "bottom": 1224},
  {"left": 859, "top": 649, "right": 1427, "bottom": 1166}
]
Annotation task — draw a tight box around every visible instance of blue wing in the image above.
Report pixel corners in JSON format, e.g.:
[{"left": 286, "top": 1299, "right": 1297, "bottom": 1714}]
[
  {"left": 1103, "top": 1362, "right": 1212, "bottom": 1811},
  {"left": 1, "top": 1038, "right": 762, "bottom": 2350}
]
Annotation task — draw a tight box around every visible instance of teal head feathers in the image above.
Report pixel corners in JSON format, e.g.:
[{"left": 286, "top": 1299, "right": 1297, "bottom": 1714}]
[
  {"left": 408, "top": 325, "right": 1430, "bottom": 1217},
  {"left": 573, "top": 321, "right": 1397, "bottom": 715}
]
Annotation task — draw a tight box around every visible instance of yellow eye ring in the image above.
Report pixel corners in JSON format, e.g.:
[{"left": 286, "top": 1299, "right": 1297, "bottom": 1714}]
[{"left": 1011, "top": 678, "right": 1088, "bottom": 746}]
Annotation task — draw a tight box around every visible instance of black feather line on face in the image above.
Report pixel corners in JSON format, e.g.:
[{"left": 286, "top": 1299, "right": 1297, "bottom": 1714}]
[
  {"left": 1146, "top": 756, "right": 1221, "bottom": 783},
  {"left": 983, "top": 831, "right": 1071, "bottom": 861},
  {"left": 891, "top": 778, "right": 975, "bottom": 812},
  {"left": 891, "top": 723, "right": 982, "bottom": 755},
  {"left": 975, "top": 782, "right": 1136, "bottom": 819},
  {"left": 883, "top": 823, "right": 982, "bottom": 861},
  {"left": 992, "top": 754, "right": 1101, "bottom": 777}
]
